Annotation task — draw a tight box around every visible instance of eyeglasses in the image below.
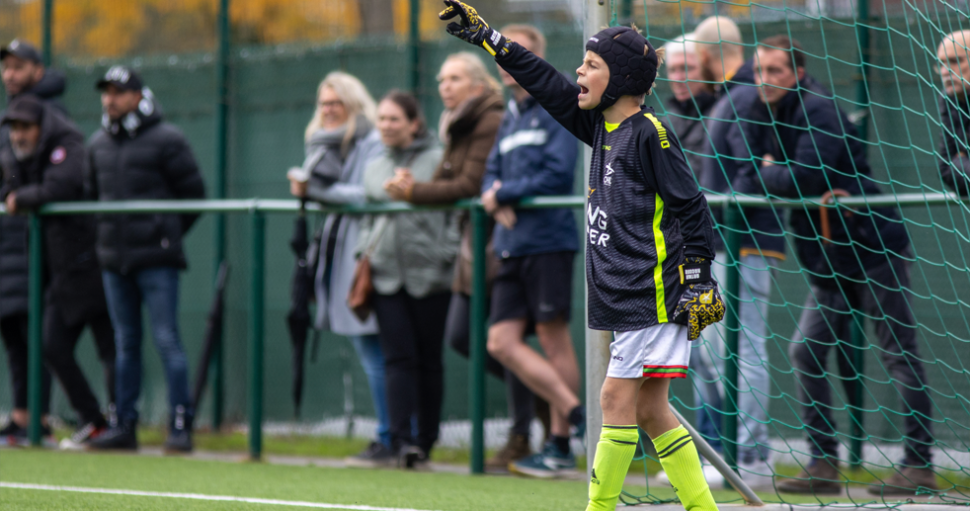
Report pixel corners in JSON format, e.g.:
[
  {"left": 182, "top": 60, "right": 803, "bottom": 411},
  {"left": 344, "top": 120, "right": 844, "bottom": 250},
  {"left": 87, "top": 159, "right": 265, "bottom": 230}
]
[
  {"left": 318, "top": 100, "right": 344, "bottom": 109},
  {"left": 935, "top": 56, "right": 967, "bottom": 73}
]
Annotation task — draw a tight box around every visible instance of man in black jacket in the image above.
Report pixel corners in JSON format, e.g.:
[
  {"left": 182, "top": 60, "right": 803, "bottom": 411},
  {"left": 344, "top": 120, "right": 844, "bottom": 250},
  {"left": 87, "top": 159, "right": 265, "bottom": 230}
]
[
  {"left": 936, "top": 30, "right": 970, "bottom": 195},
  {"left": 686, "top": 17, "right": 786, "bottom": 489},
  {"left": 738, "top": 36, "right": 936, "bottom": 495},
  {"left": 86, "top": 66, "right": 206, "bottom": 453},
  {"left": 1, "top": 95, "right": 116, "bottom": 449},
  {"left": 0, "top": 38, "right": 67, "bottom": 445}
]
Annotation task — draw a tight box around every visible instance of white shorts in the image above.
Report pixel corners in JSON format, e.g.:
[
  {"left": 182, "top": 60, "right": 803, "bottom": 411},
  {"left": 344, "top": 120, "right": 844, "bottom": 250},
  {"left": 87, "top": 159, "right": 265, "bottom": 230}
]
[{"left": 607, "top": 323, "right": 690, "bottom": 379}]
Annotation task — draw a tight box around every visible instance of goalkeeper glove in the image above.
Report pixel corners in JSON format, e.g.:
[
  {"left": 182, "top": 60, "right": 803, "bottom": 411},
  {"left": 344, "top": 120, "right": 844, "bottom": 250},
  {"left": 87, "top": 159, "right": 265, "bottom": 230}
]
[
  {"left": 438, "top": 0, "right": 511, "bottom": 57},
  {"left": 672, "top": 257, "right": 725, "bottom": 341}
]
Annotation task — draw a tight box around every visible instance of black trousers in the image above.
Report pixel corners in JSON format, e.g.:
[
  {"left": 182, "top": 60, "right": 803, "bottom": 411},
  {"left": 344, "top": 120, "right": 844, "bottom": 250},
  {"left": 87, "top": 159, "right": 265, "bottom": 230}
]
[
  {"left": 445, "top": 292, "right": 535, "bottom": 437},
  {"left": 43, "top": 302, "right": 116, "bottom": 426},
  {"left": 791, "top": 255, "right": 934, "bottom": 466},
  {"left": 373, "top": 290, "right": 450, "bottom": 453},
  {"left": 1, "top": 313, "right": 51, "bottom": 414}
]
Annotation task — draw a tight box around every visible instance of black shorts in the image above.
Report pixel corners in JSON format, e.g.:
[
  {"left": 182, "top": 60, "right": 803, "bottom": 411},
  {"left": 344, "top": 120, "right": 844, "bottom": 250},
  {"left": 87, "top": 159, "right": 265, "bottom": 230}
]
[{"left": 490, "top": 251, "right": 575, "bottom": 325}]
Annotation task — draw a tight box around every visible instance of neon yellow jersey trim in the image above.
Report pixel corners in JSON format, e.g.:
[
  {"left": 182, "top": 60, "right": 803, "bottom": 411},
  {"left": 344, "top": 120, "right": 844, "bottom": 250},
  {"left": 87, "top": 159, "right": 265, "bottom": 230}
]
[
  {"left": 652, "top": 193, "right": 668, "bottom": 323},
  {"left": 604, "top": 121, "right": 620, "bottom": 133}
]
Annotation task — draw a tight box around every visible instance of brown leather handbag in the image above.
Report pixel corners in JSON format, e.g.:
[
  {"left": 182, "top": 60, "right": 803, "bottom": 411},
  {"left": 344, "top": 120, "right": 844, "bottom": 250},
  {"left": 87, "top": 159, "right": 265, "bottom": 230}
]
[{"left": 348, "top": 216, "right": 388, "bottom": 322}]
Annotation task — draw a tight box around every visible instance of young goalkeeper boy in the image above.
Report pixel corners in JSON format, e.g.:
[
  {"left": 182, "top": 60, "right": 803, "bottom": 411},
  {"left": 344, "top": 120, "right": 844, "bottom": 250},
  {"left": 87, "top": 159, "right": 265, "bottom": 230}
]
[{"left": 439, "top": 2, "right": 724, "bottom": 510}]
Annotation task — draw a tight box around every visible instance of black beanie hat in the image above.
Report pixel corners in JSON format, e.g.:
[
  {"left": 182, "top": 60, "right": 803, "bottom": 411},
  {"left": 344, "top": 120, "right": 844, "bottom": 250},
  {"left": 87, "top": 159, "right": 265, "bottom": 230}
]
[{"left": 585, "top": 26, "right": 659, "bottom": 111}]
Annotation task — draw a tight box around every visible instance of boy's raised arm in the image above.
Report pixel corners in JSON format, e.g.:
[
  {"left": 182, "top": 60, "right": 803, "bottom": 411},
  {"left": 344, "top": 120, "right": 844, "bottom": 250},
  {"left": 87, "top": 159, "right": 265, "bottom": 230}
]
[{"left": 439, "top": 0, "right": 597, "bottom": 146}]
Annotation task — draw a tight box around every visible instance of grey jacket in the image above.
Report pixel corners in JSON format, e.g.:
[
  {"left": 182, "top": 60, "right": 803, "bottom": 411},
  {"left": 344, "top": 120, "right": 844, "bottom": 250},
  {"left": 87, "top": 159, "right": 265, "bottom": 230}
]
[
  {"left": 357, "top": 133, "right": 459, "bottom": 298},
  {"left": 308, "top": 127, "right": 384, "bottom": 336}
]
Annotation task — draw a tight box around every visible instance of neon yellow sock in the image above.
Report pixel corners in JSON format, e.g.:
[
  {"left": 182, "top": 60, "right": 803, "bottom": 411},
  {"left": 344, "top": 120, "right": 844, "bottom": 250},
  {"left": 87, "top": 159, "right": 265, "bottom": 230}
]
[
  {"left": 653, "top": 425, "right": 718, "bottom": 511},
  {"left": 586, "top": 425, "right": 639, "bottom": 511}
]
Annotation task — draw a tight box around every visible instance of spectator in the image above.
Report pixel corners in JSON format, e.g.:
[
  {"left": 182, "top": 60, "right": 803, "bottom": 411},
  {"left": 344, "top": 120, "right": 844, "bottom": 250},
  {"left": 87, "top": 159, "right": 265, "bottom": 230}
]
[
  {"left": 0, "top": 38, "right": 67, "bottom": 445},
  {"left": 936, "top": 30, "right": 970, "bottom": 195},
  {"left": 383, "top": 51, "right": 503, "bottom": 464},
  {"left": 441, "top": 25, "right": 554, "bottom": 473},
  {"left": 693, "top": 16, "right": 788, "bottom": 488},
  {"left": 86, "top": 66, "right": 206, "bottom": 453},
  {"left": 287, "top": 72, "right": 390, "bottom": 466},
  {"left": 0, "top": 96, "right": 116, "bottom": 450},
  {"left": 663, "top": 34, "right": 715, "bottom": 175},
  {"left": 478, "top": 25, "right": 583, "bottom": 478},
  {"left": 737, "top": 36, "right": 936, "bottom": 495},
  {"left": 356, "top": 90, "right": 457, "bottom": 468}
]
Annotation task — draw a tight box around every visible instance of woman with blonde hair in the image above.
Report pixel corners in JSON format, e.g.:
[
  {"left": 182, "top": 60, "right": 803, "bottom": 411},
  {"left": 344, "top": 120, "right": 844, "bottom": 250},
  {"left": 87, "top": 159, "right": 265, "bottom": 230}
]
[{"left": 288, "top": 71, "right": 392, "bottom": 467}]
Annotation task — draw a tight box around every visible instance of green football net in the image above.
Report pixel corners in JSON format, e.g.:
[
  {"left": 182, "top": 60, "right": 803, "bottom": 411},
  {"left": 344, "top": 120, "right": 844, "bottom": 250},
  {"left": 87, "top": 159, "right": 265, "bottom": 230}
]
[{"left": 625, "top": 0, "right": 970, "bottom": 505}]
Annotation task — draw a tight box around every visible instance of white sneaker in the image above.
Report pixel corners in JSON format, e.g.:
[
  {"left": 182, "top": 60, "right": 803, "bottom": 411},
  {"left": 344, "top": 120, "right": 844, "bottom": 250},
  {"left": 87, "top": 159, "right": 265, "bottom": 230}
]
[
  {"left": 656, "top": 462, "right": 725, "bottom": 488},
  {"left": 738, "top": 458, "right": 775, "bottom": 490}
]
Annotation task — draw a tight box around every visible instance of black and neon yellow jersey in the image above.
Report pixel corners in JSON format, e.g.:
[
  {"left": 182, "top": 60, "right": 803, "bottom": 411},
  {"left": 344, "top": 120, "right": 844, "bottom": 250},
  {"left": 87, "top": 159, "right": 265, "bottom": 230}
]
[{"left": 496, "top": 42, "right": 716, "bottom": 331}]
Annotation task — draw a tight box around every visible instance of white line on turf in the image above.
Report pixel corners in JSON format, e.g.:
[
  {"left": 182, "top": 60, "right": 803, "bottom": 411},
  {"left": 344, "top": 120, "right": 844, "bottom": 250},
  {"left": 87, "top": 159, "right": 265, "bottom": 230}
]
[{"left": 0, "top": 482, "right": 440, "bottom": 511}]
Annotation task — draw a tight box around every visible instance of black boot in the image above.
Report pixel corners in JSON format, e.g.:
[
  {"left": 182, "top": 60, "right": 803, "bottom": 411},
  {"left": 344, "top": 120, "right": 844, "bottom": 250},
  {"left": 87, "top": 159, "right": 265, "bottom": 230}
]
[{"left": 163, "top": 405, "right": 193, "bottom": 454}]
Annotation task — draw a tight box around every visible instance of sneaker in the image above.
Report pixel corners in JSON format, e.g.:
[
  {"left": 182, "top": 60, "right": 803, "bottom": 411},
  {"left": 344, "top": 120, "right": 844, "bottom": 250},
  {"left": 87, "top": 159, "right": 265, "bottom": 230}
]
[
  {"left": 89, "top": 421, "right": 138, "bottom": 451},
  {"left": 59, "top": 422, "right": 107, "bottom": 451},
  {"left": 509, "top": 440, "right": 576, "bottom": 479},
  {"left": 776, "top": 459, "right": 843, "bottom": 495},
  {"left": 486, "top": 433, "right": 531, "bottom": 471},
  {"left": 867, "top": 466, "right": 939, "bottom": 496},
  {"left": 11, "top": 424, "right": 56, "bottom": 448},
  {"left": 0, "top": 422, "right": 25, "bottom": 447},
  {"left": 738, "top": 458, "right": 776, "bottom": 490},
  {"left": 345, "top": 441, "right": 396, "bottom": 469},
  {"left": 397, "top": 444, "right": 428, "bottom": 470},
  {"left": 163, "top": 405, "right": 193, "bottom": 454},
  {"left": 657, "top": 462, "right": 725, "bottom": 488}
]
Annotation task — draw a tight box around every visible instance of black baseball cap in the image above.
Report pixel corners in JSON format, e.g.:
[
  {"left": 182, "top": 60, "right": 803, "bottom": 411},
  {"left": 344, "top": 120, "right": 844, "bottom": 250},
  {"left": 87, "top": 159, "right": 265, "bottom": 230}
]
[
  {"left": 1, "top": 95, "right": 45, "bottom": 126},
  {"left": 0, "top": 39, "right": 43, "bottom": 64},
  {"left": 96, "top": 65, "right": 143, "bottom": 92}
]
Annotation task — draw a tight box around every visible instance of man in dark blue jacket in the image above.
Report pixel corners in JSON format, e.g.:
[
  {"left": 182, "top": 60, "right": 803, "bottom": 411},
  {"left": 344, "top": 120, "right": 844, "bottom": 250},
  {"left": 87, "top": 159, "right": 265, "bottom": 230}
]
[
  {"left": 479, "top": 25, "right": 582, "bottom": 478},
  {"left": 739, "top": 36, "right": 936, "bottom": 495},
  {"left": 682, "top": 17, "right": 786, "bottom": 489}
]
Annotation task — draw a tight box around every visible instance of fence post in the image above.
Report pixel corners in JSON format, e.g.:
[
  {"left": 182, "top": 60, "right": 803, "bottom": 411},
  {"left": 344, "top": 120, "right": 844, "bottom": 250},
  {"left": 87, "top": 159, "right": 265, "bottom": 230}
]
[
  {"left": 722, "top": 200, "right": 743, "bottom": 471},
  {"left": 584, "top": 0, "right": 612, "bottom": 480},
  {"left": 248, "top": 211, "right": 265, "bottom": 460},
  {"left": 408, "top": 0, "right": 420, "bottom": 93},
  {"left": 42, "top": 0, "right": 53, "bottom": 66},
  {"left": 469, "top": 204, "right": 487, "bottom": 474},
  {"left": 27, "top": 214, "right": 44, "bottom": 447},
  {"left": 211, "top": 0, "right": 231, "bottom": 432},
  {"left": 849, "top": 0, "right": 871, "bottom": 471}
]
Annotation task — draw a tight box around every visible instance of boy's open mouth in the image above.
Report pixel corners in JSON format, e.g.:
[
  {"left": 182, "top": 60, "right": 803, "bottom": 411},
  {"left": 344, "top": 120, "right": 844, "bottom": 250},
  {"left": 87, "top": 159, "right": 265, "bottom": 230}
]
[{"left": 579, "top": 85, "right": 589, "bottom": 98}]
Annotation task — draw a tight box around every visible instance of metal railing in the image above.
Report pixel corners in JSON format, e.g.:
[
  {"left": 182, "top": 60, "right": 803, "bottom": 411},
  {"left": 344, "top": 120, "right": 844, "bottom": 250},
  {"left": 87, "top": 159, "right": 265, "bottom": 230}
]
[{"left": 12, "top": 192, "right": 966, "bottom": 475}]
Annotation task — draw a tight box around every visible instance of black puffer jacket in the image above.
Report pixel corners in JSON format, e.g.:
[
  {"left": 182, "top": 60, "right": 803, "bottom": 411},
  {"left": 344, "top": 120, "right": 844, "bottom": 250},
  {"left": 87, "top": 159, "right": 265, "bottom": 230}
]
[
  {"left": 0, "top": 69, "right": 68, "bottom": 319},
  {"left": 1, "top": 103, "right": 108, "bottom": 325},
  {"left": 85, "top": 90, "right": 206, "bottom": 274}
]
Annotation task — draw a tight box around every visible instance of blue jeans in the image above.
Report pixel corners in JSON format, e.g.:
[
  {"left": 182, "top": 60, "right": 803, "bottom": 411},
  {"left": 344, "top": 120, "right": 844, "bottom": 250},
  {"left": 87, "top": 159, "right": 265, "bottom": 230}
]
[
  {"left": 350, "top": 334, "right": 390, "bottom": 447},
  {"left": 102, "top": 268, "right": 190, "bottom": 424},
  {"left": 692, "top": 253, "right": 777, "bottom": 463}
]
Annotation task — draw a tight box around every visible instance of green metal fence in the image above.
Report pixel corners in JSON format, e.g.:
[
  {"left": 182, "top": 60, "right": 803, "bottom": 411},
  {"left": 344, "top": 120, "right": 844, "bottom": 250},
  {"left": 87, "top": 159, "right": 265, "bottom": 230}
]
[{"left": 15, "top": 191, "right": 967, "bottom": 477}]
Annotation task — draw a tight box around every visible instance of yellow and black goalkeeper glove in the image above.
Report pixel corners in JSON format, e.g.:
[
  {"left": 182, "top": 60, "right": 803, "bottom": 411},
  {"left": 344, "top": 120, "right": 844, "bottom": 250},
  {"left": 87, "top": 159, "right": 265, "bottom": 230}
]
[
  {"left": 439, "top": 0, "right": 511, "bottom": 57},
  {"left": 672, "top": 257, "right": 725, "bottom": 341}
]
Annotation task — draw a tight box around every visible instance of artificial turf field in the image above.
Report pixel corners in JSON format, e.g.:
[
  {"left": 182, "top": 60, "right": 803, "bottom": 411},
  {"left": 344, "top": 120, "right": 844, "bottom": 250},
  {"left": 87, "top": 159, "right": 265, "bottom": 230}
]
[
  {"left": 3, "top": 449, "right": 969, "bottom": 510},
  {"left": 0, "top": 449, "right": 750, "bottom": 511}
]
